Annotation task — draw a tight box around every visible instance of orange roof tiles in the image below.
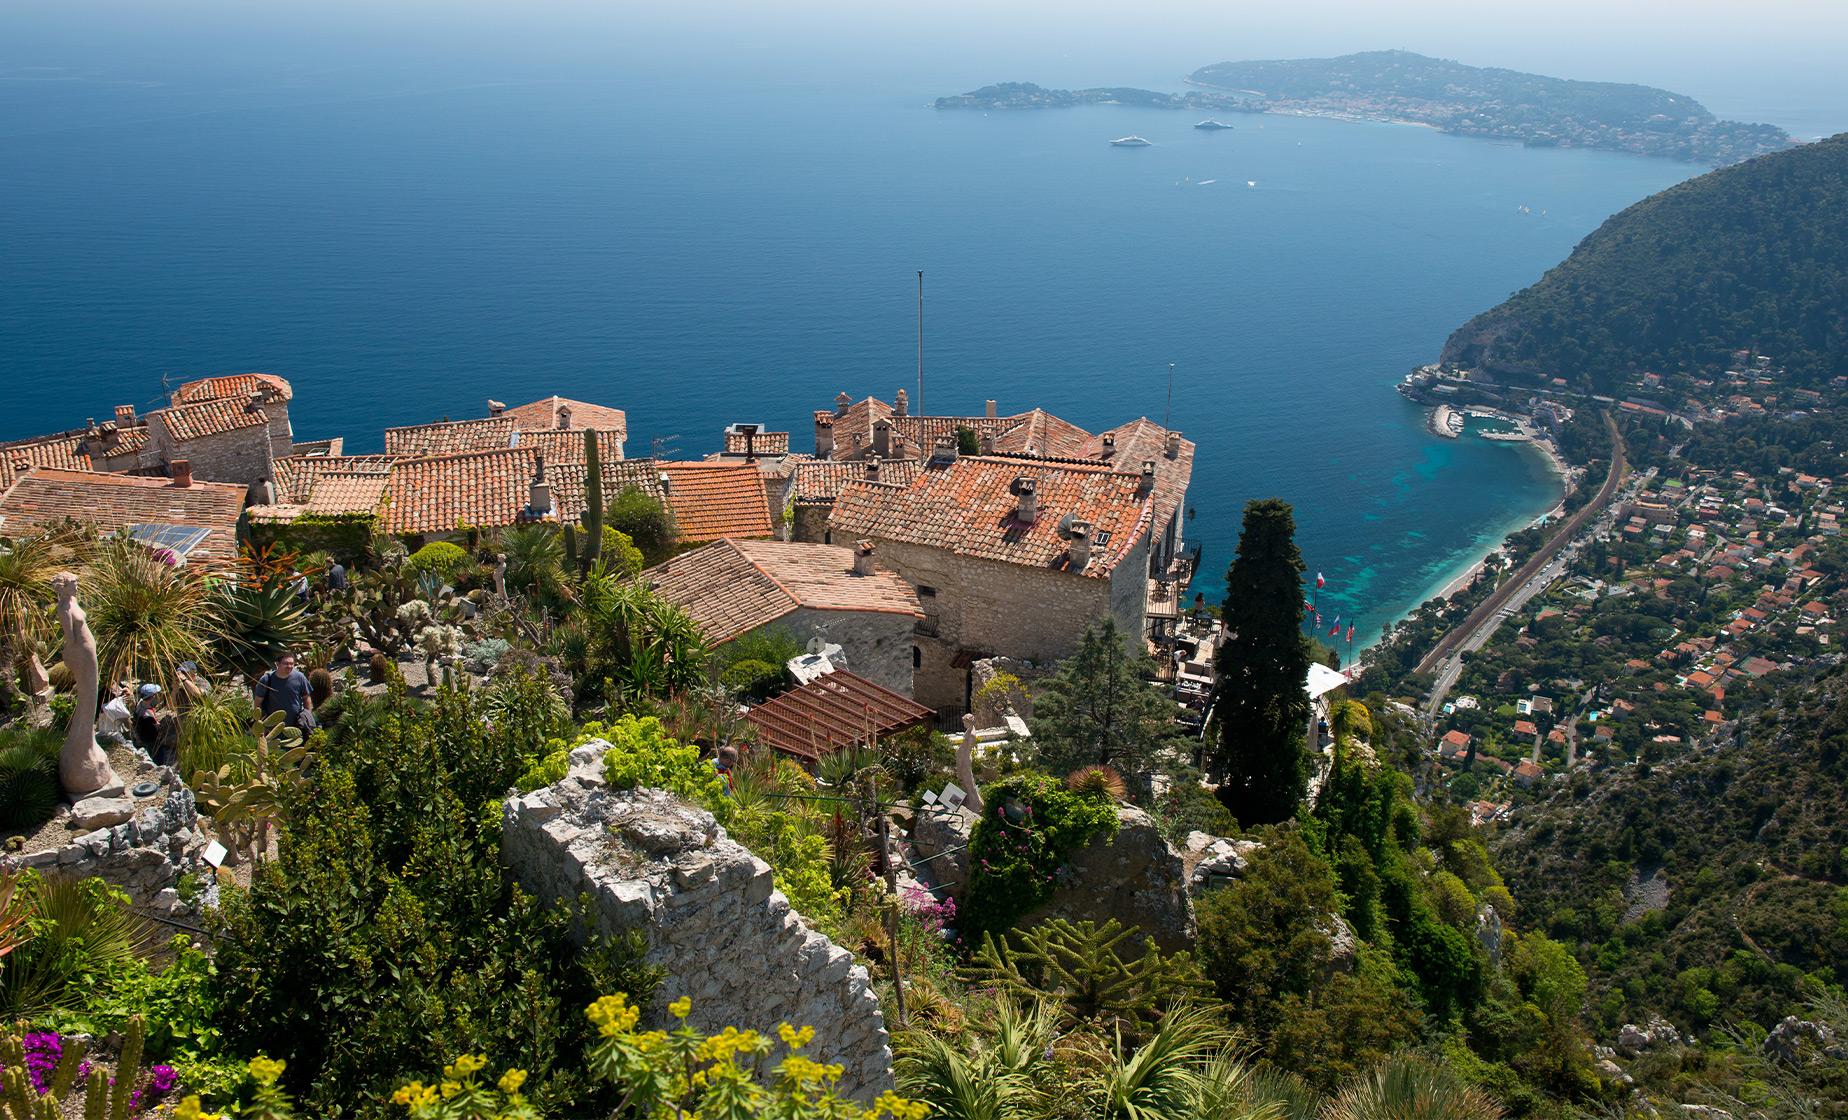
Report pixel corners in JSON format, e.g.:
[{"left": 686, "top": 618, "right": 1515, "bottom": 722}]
[
  {"left": 657, "top": 462, "right": 775, "bottom": 542},
  {"left": 511, "top": 427, "right": 627, "bottom": 463},
  {"left": 0, "top": 433, "right": 94, "bottom": 490},
  {"left": 501, "top": 397, "right": 628, "bottom": 439},
  {"left": 155, "top": 398, "right": 270, "bottom": 443},
  {"left": 745, "top": 670, "right": 933, "bottom": 762},
  {"left": 827, "top": 455, "right": 1152, "bottom": 578},
  {"left": 645, "top": 539, "right": 920, "bottom": 645},
  {"left": 723, "top": 429, "right": 791, "bottom": 457},
  {"left": 0, "top": 467, "right": 247, "bottom": 569},
  {"left": 271, "top": 455, "right": 401, "bottom": 503},
  {"left": 384, "top": 417, "right": 516, "bottom": 457},
  {"left": 791, "top": 458, "right": 923, "bottom": 504},
  {"left": 382, "top": 447, "right": 544, "bottom": 535},
  {"left": 170, "top": 373, "right": 293, "bottom": 405}
]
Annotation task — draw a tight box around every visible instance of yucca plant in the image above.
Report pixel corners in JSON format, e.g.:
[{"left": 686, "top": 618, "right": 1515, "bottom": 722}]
[
  {"left": 499, "top": 523, "right": 567, "bottom": 600},
  {"left": 894, "top": 999, "right": 1058, "bottom": 1120},
  {"left": 1320, "top": 1057, "right": 1504, "bottom": 1120},
  {"left": 177, "top": 686, "right": 258, "bottom": 786},
  {"left": 0, "top": 873, "right": 157, "bottom": 1017},
  {"left": 82, "top": 537, "right": 209, "bottom": 702}
]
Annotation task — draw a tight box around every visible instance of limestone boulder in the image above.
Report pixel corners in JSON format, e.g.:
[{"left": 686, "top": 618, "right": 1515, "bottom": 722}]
[
  {"left": 911, "top": 805, "right": 976, "bottom": 893},
  {"left": 1015, "top": 807, "right": 1194, "bottom": 953},
  {"left": 1181, "top": 830, "right": 1263, "bottom": 895},
  {"left": 69, "top": 796, "right": 135, "bottom": 831}
]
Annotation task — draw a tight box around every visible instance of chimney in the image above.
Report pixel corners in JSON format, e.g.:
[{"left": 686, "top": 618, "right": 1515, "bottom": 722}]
[
  {"left": 894, "top": 388, "right": 909, "bottom": 418},
  {"left": 1140, "top": 460, "right": 1157, "bottom": 496},
  {"left": 835, "top": 391, "right": 852, "bottom": 416},
  {"left": 247, "top": 392, "right": 265, "bottom": 413},
  {"left": 171, "top": 459, "right": 193, "bottom": 488},
  {"left": 873, "top": 417, "right": 893, "bottom": 459},
  {"left": 528, "top": 457, "right": 553, "bottom": 516},
  {"left": 1100, "top": 433, "right": 1117, "bottom": 459},
  {"left": 815, "top": 414, "right": 835, "bottom": 458},
  {"left": 985, "top": 399, "right": 997, "bottom": 418},
  {"left": 931, "top": 434, "right": 958, "bottom": 465},
  {"left": 487, "top": 399, "right": 506, "bottom": 417},
  {"left": 115, "top": 404, "right": 136, "bottom": 426},
  {"left": 853, "top": 540, "right": 877, "bottom": 576},
  {"left": 658, "top": 471, "right": 672, "bottom": 496},
  {"left": 1166, "top": 430, "right": 1182, "bottom": 459},
  {"left": 733, "top": 422, "right": 760, "bottom": 463},
  {"left": 1067, "top": 520, "right": 1093, "bottom": 572},
  {"left": 980, "top": 431, "right": 996, "bottom": 455},
  {"left": 556, "top": 404, "right": 573, "bottom": 430},
  {"left": 865, "top": 454, "right": 883, "bottom": 480},
  {"left": 1013, "top": 477, "right": 1038, "bottom": 524}
]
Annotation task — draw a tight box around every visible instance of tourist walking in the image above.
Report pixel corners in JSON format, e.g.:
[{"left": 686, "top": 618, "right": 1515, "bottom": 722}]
[{"left": 255, "top": 652, "right": 315, "bottom": 732}]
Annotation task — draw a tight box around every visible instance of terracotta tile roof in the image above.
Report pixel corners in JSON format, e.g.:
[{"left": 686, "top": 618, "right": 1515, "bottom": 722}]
[
  {"left": 0, "top": 467, "right": 247, "bottom": 569},
  {"left": 381, "top": 447, "right": 543, "bottom": 535},
  {"left": 0, "top": 432, "right": 93, "bottom": 490},
  {"left": 821, "top": 396, "right": 1096, "bottom": 462},
  {"left": 791, "top": 458, "right": 923, "bottom": 504},
  {"left": 1082, "top": 418, "right": 1195, "bottom": 536},
  {"left": 511, "top": 428, "right": 627, "bottom": 463},
  {"left": 500, "top": 397, "right": 628, "bottom": 439},
  {"left": 106, "top": 426, "right": 151, "bottom": 457},
  {"left": 723, "top": 429, "right": 791, "bottom": 457},
  {"left": 828, "top": 455, "right": 1153, "bottom": 578},
  {"left": 384, "top": 416, "right": 516, "bottom": 456},
  {"left": 657, "top": 462, "right": 775, "bottom": 542},
  {"left": 154, "top": 398, "right": 270, "bottom": 443},
  {"left": 744, "top": 670, "right": 933, "bottom": 762},
  {"left": 645, "top": 539, "right": 920, "bottom": 645},
  {"left": 271, "top": 455, "right": 400, "bottom": 503},
  {"left": 989, "top": 409, "right": 1094, "bottom": 458},
  {"left": 170, "top": 372, "right": 293, "bottom": 405}
]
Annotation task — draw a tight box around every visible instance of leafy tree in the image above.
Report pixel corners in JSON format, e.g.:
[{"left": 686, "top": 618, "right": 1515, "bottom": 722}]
[
  {"left": 1028, "top": 620, "right": 1179, "bottom": 787},
  {"left": 960, "top": 774, "right": 1118, "bottom": 941},
  {"left": 606, "top": 487, "right": 678, "bottom": 567},
  {"left": 1194, "top": 830, "right": 1339, "bottom": 1036},
  {"left": 1212, "top": 499, "right": 1312, "bottom": 826}
]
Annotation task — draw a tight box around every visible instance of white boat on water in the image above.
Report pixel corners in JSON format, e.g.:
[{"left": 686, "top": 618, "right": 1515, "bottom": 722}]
[
  {"left": 1110, "top": 135, "right": 1152, "bottom": 147},
  {"left": 1194, "top": 118, "right": 1235, "bottom": 131}
]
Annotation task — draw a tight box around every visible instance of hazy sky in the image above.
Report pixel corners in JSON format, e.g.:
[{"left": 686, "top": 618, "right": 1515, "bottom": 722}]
[{"left": 7, "top": 0, "right": 1846, "bottom": 134}]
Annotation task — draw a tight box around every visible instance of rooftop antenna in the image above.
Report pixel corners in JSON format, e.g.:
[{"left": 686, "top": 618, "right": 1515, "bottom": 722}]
[
  {"left": 650, "top": 434, "right": 681, "bottom": 459},
  {"left": 1164, "top": 361, "right": 1175, "bottom": 431},
  {"left": 916, "top": 270, "right": 925, "bottom": 421}
]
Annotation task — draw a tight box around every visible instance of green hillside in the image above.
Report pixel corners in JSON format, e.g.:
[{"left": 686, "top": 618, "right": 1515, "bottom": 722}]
[{"left": 1442, "top": 133, "right": 1848, "bottom": 392}]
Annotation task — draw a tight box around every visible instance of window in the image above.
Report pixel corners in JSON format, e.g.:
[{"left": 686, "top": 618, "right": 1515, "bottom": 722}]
[
  {"left": 917, "top": 585, "right": 937, "bottom": 598},
  {"left": 912, "top": 646, "right": 922, "bottom": 669}
]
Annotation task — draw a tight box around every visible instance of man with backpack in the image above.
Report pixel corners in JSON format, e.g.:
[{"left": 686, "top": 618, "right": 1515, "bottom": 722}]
[{"left": 255, "top": 651, "right": 315, "bottom": 733}]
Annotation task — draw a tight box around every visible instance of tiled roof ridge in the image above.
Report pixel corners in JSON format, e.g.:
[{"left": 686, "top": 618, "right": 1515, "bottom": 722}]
[
  {"left": 731, "top": 538, "right": 804, "bottom": 609},
  {"left": 10, "top": 465, "right": 245, "bottom": 493}
]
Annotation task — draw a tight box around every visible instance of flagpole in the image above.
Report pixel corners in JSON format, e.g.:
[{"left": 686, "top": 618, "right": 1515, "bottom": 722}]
[
  {"left": 1164, "top": 361, "right": 1175, "bottom": 432},
  {"left": 916, "top": 270, "right": 925, "bottom": 421}
]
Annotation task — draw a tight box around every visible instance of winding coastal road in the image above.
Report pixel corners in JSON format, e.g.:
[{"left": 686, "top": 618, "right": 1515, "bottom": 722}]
[{"left": 1420, "top": 413, "right": 1628, "bottom": 718}]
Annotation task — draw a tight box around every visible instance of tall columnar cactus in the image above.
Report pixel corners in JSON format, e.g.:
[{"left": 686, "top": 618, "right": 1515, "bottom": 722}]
[
  {"left": 98, "top": 1013, "right": 145, "bottom": 1120},
  {"left": 580, "top": 429, "right": 604, "bottom": 574},
  {"left": 2, "top": 1018, "right": 151, "bottom": 1120}
]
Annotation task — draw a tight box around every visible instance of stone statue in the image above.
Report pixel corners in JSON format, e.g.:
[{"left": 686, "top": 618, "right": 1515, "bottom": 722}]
[
  {"left": 53, "top": 572, "right": 120, "bottom": 798},
  {"left": 493, "top": 554, "right": 508, "bottom": 600},
  {"left": 957, "top": 713, "right": 985, "bottom": 815}
]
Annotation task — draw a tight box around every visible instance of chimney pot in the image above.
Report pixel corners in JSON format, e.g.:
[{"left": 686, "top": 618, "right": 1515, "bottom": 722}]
[
  {"left": 866, "top": 454, "right": 882, "bottom": 480},
  {"left": 1068, "top": 520, "right": 1093, "bottom": 572},
  {"left": 1014, "top": 477, "right": 1038, "bottom": 524},
  {"left": 894, "top": 388, "right": 909, "bottom": 418},
  {"left": 853, "top": 540, "right": 877, "bottom": 576},
  {"left": 528, "top": 457, "right": 553, "bottom": 516},
  {"left": 1166, "top": 430, "right": 1183, "bottom": 459},
  {"left": 115, "top": 404, "right": 137, "bottom": 426},
  {"left": 815, "top": 414, "right": 836, "bottom": 459},
  {"left": 488, "top": 399, "right": 506, "bottom": 417},
  {"left": 932, "top": 434, "right": 958, "bottom": 465},
  {"left": 171, "top": 459, "right": 193, "bottom": 488},
  {"left": 872, "top": 417, "right": 893, "bottom": 459},
  {"left": 835, "top": 391, "right": 852, "bottom": 416},
  {"left": 556, "top": 404, "right": 573, "bottom": 430},
  {"left": 985, "top": 399, "right": 997, "bottom": 418},
  {"left": 980, "top": 431, "right": 995, "bottom": 455},
  {"left": 1101, "top": 433, "right": 1117, "bottom": 458},
  {"left": 1140, "top": 460, "right": 1157, "bottom": 496}
]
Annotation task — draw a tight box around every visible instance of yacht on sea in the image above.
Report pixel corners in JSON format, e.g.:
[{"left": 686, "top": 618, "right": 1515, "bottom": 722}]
[
  {"left": 1193, "top": 119, "right": 1235, "bottom": 130},
  {"left": 1110, "top": 135, "right": 1152, "bottom": 147}
]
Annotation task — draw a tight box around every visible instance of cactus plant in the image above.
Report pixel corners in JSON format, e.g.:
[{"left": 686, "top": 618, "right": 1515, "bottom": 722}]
[
  {"left": 579, "top": 429, "right": 604, "bottom": 575},
  {"left": 1, "top": 1016, "right": 152, "bottom": 1120}
]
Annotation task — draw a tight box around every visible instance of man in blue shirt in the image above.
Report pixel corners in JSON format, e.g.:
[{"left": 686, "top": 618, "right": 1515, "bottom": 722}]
[{"left": 255, "top": 652, "right": 314, "bottom": 731}]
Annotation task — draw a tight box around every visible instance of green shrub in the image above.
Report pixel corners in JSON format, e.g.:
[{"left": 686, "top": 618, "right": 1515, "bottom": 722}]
[
  {"left": 719, "top": 658, "right": 786, "bottom": 702},
  {"left": 595, "top": 716, "right": 727, "bottom": 810},
  {"left": 0, "top": 725, "right": 63, "bottom": 834},
  {"left": 959, "top": 773, "right": 1118, "bottom": 940},
  {"left": 402, "top": 541, "right": 471, "bottom": 584}
]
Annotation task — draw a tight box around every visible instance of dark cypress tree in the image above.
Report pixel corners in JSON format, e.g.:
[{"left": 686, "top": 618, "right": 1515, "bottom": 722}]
[{"left": 1212, "top": 498, "right": 1311, "bottom": 825}]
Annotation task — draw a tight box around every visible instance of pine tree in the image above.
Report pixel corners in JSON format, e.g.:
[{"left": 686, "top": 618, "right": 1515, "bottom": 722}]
[
  {"left": 1212, "top": 498, "right": 1311, "bottom": 825},
  {"left": 1029, "top": 619, "right": 1180, "bottom": 785}
]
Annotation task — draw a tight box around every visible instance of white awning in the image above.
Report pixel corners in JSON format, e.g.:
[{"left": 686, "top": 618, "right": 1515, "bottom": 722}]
[{"left": 1305, "top": 662, "right": 1349, "bottom": 701}]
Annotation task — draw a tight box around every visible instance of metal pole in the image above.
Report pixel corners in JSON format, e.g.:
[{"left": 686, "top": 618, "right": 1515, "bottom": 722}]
[
  {"left": 1164, "top": 361, "right": 1175, "bottom": 432},
  {"left": 916, "top": 270, "right": 925, "bottom": 421},
  {"left": 877, "top": 798, "right": 908, "bottom": 1028}
]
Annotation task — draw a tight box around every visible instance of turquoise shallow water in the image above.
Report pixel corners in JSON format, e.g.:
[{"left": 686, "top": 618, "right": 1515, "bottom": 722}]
[{"left": 0, "top": 70, "right": 1699, "bottom": 645}]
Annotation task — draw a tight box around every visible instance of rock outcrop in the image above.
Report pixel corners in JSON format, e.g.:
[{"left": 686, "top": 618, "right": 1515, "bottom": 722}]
[
  {"left": 501, "top": 743, "right": 894, "bottom": 1099},
  {"left": 1616, "top": 1015, "right": 1683, "bottom": 1057},
  {"left": 4, "top": 762, "right": 208, "bottom": 916},
  {"left": 1180, "top": 831, "right": 1262, "bottom": 895},
  {"left": 1016, "top": 807, "right": 1194, "bottom": 953},
  {"left": 911, "top": 804, "right": 976, "bottom": 894}
]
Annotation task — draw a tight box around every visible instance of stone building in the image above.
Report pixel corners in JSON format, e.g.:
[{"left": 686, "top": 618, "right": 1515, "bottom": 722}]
[
  {"left": 644, "top": 539, "right": 922, "bottom": 695},
  {"left": 828, "top": 443, "right": 1157, "bottom": 714},
  {"left": 655, "top": 461, "right": 776, "bottom": 543},
  {"left": 384, "top": 396, "right": 627, "bottom": 459},
  {"left": 0, "top": 464, "right": 249, "bottom": 569},
  {"left": 788, "top": 458, "right": 922, "bottom": 546}
]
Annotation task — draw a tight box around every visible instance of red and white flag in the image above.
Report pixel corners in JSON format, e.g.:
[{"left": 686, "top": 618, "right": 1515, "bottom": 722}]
[{"left": 1315, "top": 572, "right": 1326, "bottom": 589}]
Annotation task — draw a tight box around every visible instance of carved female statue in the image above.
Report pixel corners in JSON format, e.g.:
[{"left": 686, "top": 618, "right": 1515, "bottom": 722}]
[{"left": 52, "top": 572, "right": 119, "bottom": 797}]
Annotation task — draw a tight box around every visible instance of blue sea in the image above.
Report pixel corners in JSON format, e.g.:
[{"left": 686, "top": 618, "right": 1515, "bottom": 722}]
[{"left": 0, "top": 58, "right": 1710, "bottom": 647}]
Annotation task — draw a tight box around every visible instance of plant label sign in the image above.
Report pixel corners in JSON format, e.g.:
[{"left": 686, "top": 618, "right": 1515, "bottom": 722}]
[{"left": 202, "top": 840, "right": 228, "bottom": 868}]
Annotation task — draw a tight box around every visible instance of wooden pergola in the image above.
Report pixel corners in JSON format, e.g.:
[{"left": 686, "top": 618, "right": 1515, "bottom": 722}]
[{"left": 745, "top": 671, "right": 933, "bottom": 765}]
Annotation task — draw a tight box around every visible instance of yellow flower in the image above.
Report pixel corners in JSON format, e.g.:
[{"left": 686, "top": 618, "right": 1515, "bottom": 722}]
[
  {"left": 247, "top": 1056, "right": 286, "bottom": 1087},
  {"left": 173, "top": 1097, "right": 223, "bottom": 1120},
  {"left": 668, "top": 995, "right": 692, "bottom": 1020},
  {"left": 497, "top": 1068, "right": 528, "bottom": 1095},
  {"left": 440, "top": 1079, "right": 462, "bottom": 1099},
  {"left": 777, "top": 1023, "right": 816, "bottom": 1050},
  {"left": 866, "top": 1091, "right": 929, "bottom": 1120},
  {"left": 587, "top": 993, "right": 642, "bottom": 1037}
]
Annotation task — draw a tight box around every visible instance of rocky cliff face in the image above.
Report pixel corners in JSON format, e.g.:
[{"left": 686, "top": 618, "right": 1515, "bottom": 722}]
[
  {"left": 500, "top": 744, "right": 894, "bottom": 1100},
  {"left": 1016, "top": 807, "right": 1195, "bottom": 953}
]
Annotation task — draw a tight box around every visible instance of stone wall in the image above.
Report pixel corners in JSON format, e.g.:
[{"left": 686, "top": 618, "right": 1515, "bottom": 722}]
[
  {"left": 777, "top": 607, "right": 916, "bottom": 697},
  {"left": 501, "top": 745, "right": 894, "bottom": 1099},
  {"left": 146, "top": 417, "right": 275, "bottom": 487},
  {"left": 3, "top": 763, "right": 209, "bottom": 917}
]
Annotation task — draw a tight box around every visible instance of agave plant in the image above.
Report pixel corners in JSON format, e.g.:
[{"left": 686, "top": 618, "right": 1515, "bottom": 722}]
[
  {"left": 207, "top": 581, "right": 309, "bottom": 681},
  {"left": 1321, "top": 1057, "right": 1504, "bottom": 1120},
  {"left": 81, "top": 536, "right": 209, "bottom": 701}
]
